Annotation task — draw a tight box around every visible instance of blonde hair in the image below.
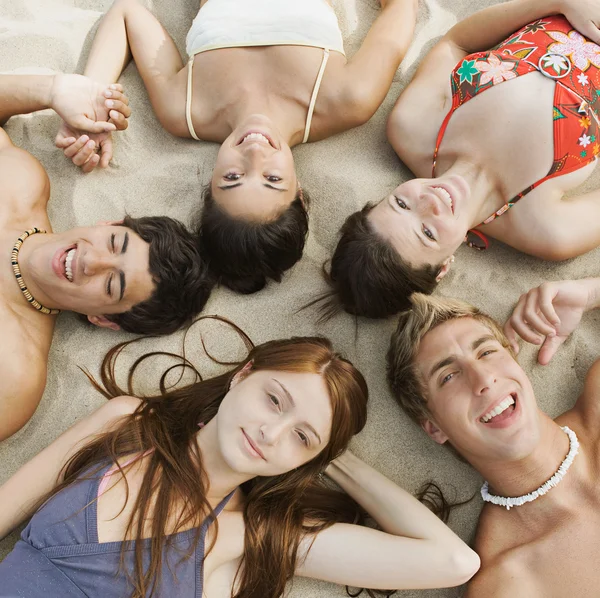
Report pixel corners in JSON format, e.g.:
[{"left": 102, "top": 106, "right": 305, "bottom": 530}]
[{"left": 387, "top": 293, "right": 515, "bottom": 426}]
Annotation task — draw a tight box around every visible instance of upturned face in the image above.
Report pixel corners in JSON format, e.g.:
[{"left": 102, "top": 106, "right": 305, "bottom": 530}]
[
  {"left": 414, "top": 318, "right": 540, "bottom": 464},
  {"left": 215, "top": 368, "right": 333, "bottom": 477},
  {"left": 211, "top": 115, "right": 298, "bottom": 222},
  {"left": 25, "top": 224, "right": 154, "bottom": 319},
  {"left": 369, "top": 174, "right": 471, "bottom": 274}
]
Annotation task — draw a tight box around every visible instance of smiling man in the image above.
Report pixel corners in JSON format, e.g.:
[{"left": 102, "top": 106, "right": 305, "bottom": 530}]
[
  {"left": 387, "top": 292, "right": 600, "bottom": 597},
  {"left": 0, "top": 73, "right": 212, "bottom": 441}
]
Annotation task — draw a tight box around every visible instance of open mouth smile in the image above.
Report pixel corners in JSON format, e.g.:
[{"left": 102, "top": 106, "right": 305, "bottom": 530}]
[
  {"left": 480, "top": 393, "right": 518, "bottom": 425},
  {"left": 236, "top": 131, "right": 277, "bottom": 149},
  {"left": 431, "top": 186, "right": 454, "bottom": 214}
]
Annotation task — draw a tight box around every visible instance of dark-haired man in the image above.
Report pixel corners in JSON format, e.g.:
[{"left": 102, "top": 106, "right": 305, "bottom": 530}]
[
  {"left": 387, "top": 281, "right": 600, "bottom": 597},
  {"left": 0, "top": 73, "right": 212, "bottom": 441}
]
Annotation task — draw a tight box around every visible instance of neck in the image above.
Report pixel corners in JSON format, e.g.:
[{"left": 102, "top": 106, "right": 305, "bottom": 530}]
[
  {"left": 14, "top": 231, "right": 61, "bottom": 310},
  {"left": 475, "top": 414, "right": 571, "bottom": 500},
  {"left": 196, "top": 419, "right": 253, "bottom": 503},
  {"left": 438, "top": 158, "right": 500, "bottom": 228}
]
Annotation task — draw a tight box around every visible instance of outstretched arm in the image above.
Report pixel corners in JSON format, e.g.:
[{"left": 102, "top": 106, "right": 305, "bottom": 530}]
[
  {"left": 504, "top": 278, "right": 600, "bottom": 364},
  {"left": 444, "top": 0, "right": 600, "bottom": 54},
  {"left": 296, "top": 451, "right": 480, "bottom": 590},
  {"left": 57, "top": 0, "right": 187, "bottom": 171},
  {"left": 332, "top": 0, "right": 419, "bottom": 129},
  {"left": 0, "top": 396, "right": 139, "bottom": 541}
]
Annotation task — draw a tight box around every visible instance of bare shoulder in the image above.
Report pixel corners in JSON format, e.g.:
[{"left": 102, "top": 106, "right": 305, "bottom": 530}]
[
  {"left": 571, "top": 358, "right": 600, "bottom": 424},
  {"left": 0, "top": 129, "right": 50, "bottom": 220},
  {"left": 387, "top": 38, "right": 465, "bottom": 167}
]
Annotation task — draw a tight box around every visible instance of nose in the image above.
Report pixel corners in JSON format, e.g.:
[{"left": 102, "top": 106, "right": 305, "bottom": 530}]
[
  {"left": 468, "top": 360, "right": 497, "bottom": 396},
  {"left": 82, "top": 250, "right": 117, "bottom": 276},
  {"left": 259, "top": 420, "right": 286, "bottom": 446},
  {"left": 420, "top": 189, "right": 442, "bottom": 216}
]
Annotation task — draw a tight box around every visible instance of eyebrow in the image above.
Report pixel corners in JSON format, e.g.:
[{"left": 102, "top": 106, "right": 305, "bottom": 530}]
[
  {"left": 272, "top": 378, "right": 323, "bottom": 444},
  {"left": 427, "top": 334, "right": 496, "bottom": 380},
  {"left": 121, "top": 232, "right": 129, "bottom": 254},
  {"left": 217, "top": 182, "right": 289, "bottom": 192}
]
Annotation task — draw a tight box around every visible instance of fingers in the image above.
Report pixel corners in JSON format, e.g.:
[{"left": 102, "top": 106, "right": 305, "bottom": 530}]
[
  {"left": 579, "top": 20, "right": 600, "bottom": 46},
  {"left": 99, "top": 137, "right": 113, "bottom": 169},
  {"left": 72, "top": 116, "right": 116, "bottom": 134},
  {"left": 104, "top": 88, "right": 131, "bottom": 130},
  {"left": 63, "top": 135, "right": 100, "bottom": 170},
  {"left": 506, "top": 294, "right": 545, "bottom": 345},
  {"left": 537, "top": 282, "right": 561, "bottom": 327},
  {"left": 522, "top": 289, "right": 556, "bottom": 337},
  {"left": 503, "top": 321, "right": 520, "bottom": 355},
  {"left": 55, "top": 134, "right": 77, "bottom": 148},
  {"left": 538, "top": 335, "right": 566, "bottom": 366}
]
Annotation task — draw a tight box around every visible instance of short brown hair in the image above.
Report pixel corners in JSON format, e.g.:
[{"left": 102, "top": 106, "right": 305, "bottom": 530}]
[{"left": 387, "top": 293, "right": 515, "bottom": 426}]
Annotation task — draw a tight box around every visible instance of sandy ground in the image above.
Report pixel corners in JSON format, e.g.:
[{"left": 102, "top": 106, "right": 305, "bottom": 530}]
[{"left": 1, "top": 1, "right": 599, "bottom": 596}]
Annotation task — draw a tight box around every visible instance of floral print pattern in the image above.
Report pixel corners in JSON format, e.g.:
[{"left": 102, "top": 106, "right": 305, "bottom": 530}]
[
  {"left": 475, "top": 53, "right": 517, "bottom": 85},
  {"left": 456, "top": 59, "right": 479, "bottom": 84},
  {"left": 547, "top": 29, "right": 600, "bottom": 71}
]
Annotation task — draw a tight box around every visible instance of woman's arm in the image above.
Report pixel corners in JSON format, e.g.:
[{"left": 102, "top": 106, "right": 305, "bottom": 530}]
[
  {"left": 295, "top": 451, "right": 480, "bottom": 590},
  {"left": 0, "top": 396, "right": 140, "bottom": 540}
]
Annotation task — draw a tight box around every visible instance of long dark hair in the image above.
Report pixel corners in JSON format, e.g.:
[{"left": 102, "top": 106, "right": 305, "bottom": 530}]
[
  {"left": 106, "top": 215, "right": 213, "bottom": 335},
  {"left": 319, "top": 204, "right": 439, "bottom": 320},
  {"left": 198, "top": 186, "right": 309, "bottom": 294},
  {"left": 42, "top": 327, "right": 371, "bottom": 598}
]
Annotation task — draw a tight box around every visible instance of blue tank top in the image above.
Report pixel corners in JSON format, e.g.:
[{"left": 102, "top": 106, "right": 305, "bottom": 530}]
[{"left": 0, "top": 463, "right": 235, "bottom": 597}]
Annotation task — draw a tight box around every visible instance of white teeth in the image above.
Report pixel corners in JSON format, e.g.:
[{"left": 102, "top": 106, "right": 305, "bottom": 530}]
[
  {"left": 242, "top": 132, "right": 270, "bottom": 145},
  {"left": 481, "top": 395, "right": 515, "bottom": 423},
  {"left": 64, "top": 248, "right": 75, "bottom": 282},
  {"left": 433, "top": 186, "right": 454, "bottom": 211}
]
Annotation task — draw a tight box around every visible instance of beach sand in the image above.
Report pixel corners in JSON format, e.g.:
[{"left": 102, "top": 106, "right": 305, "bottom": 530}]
[{"left": 1, "top": 1, "right": 599, "bottom": 596}]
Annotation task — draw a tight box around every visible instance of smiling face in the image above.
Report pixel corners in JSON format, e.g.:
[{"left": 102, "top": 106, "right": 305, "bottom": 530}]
[
  {"left": 414, "top": 318, "right": 540, "bottom": 464},
  {"left": 26, "top": 224, "right": 155, "bottom": 318},
  {"left": 368, "top": 174, "right": 471, "bottom": 271},
  {"left": 211, "top": 116, "right": 298, "bottom": 222},
  {"left": 216, "top": 369, "right": 333, "bottom": 477}
]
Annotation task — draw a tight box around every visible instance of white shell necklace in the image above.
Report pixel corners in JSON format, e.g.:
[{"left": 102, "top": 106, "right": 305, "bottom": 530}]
[{"left": 481, "top": 426, "right": 579, "bottom": 510}]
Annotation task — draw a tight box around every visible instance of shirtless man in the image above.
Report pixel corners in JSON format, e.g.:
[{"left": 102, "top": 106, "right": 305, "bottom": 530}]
[
  {"left": 0, "top": 73, "right": 211, "bottom": 441},
  {"left": 387, "top": 278, "right": 600, "bottom": 597}
]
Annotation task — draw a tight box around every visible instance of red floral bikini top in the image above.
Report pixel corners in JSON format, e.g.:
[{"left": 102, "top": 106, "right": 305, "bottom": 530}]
[{"left": 433, "top": 16, "right": 600, "bottom": 249}]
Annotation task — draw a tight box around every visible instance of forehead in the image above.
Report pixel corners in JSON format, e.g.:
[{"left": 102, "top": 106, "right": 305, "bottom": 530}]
[
  {"left": 368, "top": 198, "right": 433, "bottom": 267},
  {"left": 416, "top": 318, "right": 497, "bottom": 373},
  {"left": 249, "top": 369, "right": 333, "bottom": 437},
  {"left": 211, "top": 183, "right": 296, "bottom": 222}
]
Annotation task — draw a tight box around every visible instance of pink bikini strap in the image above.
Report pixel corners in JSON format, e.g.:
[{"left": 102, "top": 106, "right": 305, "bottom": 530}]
[{"left": 97, "top": 449, "right": 154, "bottom": 498}]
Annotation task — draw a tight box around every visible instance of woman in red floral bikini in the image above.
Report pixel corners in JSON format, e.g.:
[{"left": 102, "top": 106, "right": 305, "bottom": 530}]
[{"left": 324, "top": 0, "right": 600, "bottom": 320}]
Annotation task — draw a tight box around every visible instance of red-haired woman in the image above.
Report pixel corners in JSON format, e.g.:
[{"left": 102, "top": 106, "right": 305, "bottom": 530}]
[{"left": 0, "top": 336, "right": 478, "bottom": 597}]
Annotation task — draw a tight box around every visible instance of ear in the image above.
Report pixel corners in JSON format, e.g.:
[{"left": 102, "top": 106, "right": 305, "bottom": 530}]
[
  {"left": 421, "top": 419, "right": 449, "bottom": 445},
  {"left": 87, "top": 314, "right": 121, "bottom": 331},
  {"left": 296, "top": 183, "right": 305, "bottom": 207},
  {"left": 95, "top": 219, "right": 124, "bottom": 227},
  {"left": 230, "top": 360, "right": 254, "bottom": 389},
  {"left": 435, "top": 255, "right": 455, "bottom": 282}
]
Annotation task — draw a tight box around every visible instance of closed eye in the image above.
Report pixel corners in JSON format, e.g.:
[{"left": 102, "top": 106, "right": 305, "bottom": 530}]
[{"left": 106, "top": 273, "right": 113, "bottom": 297}]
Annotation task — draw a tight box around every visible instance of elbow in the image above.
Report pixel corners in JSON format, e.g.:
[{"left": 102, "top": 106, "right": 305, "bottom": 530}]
[{"left": 446, "top": 546, "right": 481, "bottom": 587}]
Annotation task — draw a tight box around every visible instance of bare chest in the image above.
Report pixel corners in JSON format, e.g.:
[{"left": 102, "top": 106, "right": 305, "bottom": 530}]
[
  {"left": 486, "top": 513, "right": 600, "bottom": 598},
  {"left": 405, "top": 73, "right": 589, "bottom": 200},
  {"left": 189, "top": 46, "right": 345, "bottom": 141}
]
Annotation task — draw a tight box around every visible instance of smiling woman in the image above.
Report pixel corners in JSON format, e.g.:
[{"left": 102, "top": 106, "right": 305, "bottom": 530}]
[
  {"left": 61, "top": 0, "right": 420, "bottom": 293},
  {"left": 0, "top": 329, "right": 479, "bottom": 597}
]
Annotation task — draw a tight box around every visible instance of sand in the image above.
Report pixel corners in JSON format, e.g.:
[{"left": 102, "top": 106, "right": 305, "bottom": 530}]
[{"left": 1, "top": 1, "right": 599, "bottom": 597}]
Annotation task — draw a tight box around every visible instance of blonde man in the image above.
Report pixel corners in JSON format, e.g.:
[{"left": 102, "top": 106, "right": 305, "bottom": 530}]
[{"left": 387, "top": 279, "right": 600, "bottom": 597}]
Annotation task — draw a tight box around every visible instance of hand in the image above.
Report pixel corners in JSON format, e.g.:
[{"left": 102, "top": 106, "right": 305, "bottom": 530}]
[
  {"left": 50, "top": 74, "right": 130, "bottom": 134},
  {"left": 561, "top": 0, "right": 600, "bottom": 45},
  {"left": 52, "top": 74, "right": 130, "bottom": 172},
  {"left": 504, "top": 280, "right": 592, "bottom": 365}
]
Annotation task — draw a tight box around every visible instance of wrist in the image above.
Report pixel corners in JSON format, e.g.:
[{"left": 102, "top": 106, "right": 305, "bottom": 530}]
[{"left": 585, "top": 278, "right": 600, "bottom": 310}]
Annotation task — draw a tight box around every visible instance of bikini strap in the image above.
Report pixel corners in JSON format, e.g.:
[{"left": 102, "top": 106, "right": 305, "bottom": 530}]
[
  {"left": 303, "top": 48, "right": 330, "bottom": 144},
  {"left": 186, "top": 56, "right": 201, "bottom": 141}
]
